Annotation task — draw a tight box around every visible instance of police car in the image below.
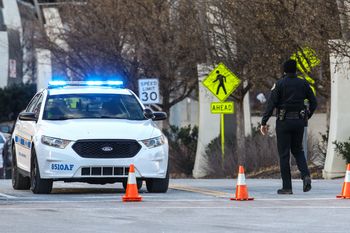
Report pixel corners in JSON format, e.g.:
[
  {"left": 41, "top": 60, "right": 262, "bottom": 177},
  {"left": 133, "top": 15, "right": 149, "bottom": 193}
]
[{"left": 12, "top": 81, "right": 169, "bottom": 194}]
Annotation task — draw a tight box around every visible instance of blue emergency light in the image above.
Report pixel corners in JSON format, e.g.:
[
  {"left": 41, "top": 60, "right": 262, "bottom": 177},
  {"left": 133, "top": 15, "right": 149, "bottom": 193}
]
[{"left": 48, "top": 80, "right": 124, "bottom": 88}]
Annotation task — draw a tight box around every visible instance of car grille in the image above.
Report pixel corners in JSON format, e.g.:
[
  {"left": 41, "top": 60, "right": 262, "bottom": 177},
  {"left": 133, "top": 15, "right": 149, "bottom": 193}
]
[
  {"left": 81, "top": 166, "right": 129, "bottom": 176},
  {"left": 72, "top": 139, "right": 141, "bottom": 158}
]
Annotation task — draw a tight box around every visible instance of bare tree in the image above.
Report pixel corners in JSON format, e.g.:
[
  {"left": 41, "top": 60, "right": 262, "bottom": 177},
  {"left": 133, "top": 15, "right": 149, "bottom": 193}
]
[
  {"left": 125, "top": 0, "right": 205, "bottom": 127},
  {"left": 203, "top": 0, "right": 340, "bottom": 165},
  {"left": 37, "top": 1, "right": 139, "bottom": 85},
  {"left": 36, "top": 0, "right": 205, "bottom": 128}
]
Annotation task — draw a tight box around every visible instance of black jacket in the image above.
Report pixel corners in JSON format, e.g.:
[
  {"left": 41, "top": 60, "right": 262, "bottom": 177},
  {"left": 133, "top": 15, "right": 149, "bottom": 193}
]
[{"left": 261, "top": 73, "right": 317, "bottom": 126}]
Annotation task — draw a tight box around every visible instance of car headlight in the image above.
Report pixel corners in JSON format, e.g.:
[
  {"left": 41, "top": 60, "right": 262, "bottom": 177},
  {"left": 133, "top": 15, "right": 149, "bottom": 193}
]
[
  {"left": 141, "top": 135, "right": 165, "bottom": 148},
  {"left": 41, "top": 136, "right": 70, "bottom": 149}
]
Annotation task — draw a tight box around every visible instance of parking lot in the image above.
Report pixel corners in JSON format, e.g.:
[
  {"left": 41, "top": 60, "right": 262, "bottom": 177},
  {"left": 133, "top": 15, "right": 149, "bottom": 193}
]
[{"left": 0, "top": 178, "right": 349, "bottom": 233}]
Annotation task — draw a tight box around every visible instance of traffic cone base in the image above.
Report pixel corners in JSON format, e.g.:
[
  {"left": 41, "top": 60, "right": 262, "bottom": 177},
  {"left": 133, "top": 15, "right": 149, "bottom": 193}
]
[
  {"left": 122, "top": 164, "right": 142, "bottom": 202},
  {"left": 123, "top": 196, "right": 142, "bottom": 202},
  {"left": 230, "top": 197, "right": 254, "bottom": 201},
  {"left": 336, "top": 195, "right": 350, "bottom": 199},
  {"left": 231, "top": 166, "right": 254, "bottom": 201},
  {"left": 336, "top": 164, "right": 350, "bottom": 199}
]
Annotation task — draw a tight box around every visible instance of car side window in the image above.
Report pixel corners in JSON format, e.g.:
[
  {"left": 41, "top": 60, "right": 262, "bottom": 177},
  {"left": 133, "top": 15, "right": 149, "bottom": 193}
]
[
  {"left": 33, "top": 94, "right": 44, "bottom": 118},
  {"left": 26, "top": 94, "right": 40, "bottom": 112}
]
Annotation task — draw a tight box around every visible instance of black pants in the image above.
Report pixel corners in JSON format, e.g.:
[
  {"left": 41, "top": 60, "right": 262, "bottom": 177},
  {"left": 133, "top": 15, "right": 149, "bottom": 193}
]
[{"left": 276, "top": 119, "right": 310, "bottom": 190}]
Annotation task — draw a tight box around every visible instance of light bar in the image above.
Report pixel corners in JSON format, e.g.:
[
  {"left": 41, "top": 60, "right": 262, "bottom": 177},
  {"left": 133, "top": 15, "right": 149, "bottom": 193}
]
[
  {"left": 49, "top": 81, "right": 67, "bottom": 86},
  {"left": 48, "top": 80, "right": 124, "bottom": 88}
]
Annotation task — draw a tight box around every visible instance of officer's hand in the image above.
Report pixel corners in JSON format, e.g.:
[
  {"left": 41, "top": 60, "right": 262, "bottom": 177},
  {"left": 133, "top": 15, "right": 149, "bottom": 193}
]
[{"left": 260, "top": 125, "right": 269, "bottom": 136}]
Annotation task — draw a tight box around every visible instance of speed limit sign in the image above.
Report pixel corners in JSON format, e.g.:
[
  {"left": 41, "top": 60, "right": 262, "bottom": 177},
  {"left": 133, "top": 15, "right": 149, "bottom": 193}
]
[{"left": 138, "top": 79, "right": 160, "bottom": 104}]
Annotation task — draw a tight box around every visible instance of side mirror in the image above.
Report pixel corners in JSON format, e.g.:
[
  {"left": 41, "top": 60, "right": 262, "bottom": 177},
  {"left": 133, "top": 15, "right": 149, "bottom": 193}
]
[
  {"left": 0, "top": 125, "right": 10, "bottom": 134},
  {"left": 153, "top": 112, "right": 167, "bottom": 121},
  {"left": 19, "top": 112, "right": 37, "bottom": 121},
  {"left": 143, "top": 108, "right": 154, "bottom": 119}
]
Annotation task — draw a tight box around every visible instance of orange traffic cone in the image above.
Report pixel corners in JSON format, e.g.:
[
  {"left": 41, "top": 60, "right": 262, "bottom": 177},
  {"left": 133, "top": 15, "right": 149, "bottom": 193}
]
[
  {"left": 122, "top": 164, "right": 142, "bottom": 202},
  {"left": 336, "top": 164, "right": 350, "bottom": 199},
  {"left": 230, "top": 165, "right": 254, "bottom": 201}
]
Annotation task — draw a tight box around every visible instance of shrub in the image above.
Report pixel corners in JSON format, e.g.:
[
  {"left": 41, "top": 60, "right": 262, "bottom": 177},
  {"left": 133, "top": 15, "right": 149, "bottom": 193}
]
[
  {"left": 333, "top": 137, "right": 350, "bottom": 163},
  {"left": 204, "top": 125, "right": 324, "bottom": 178},
  {"left": 204, "top": 125, "right": 279, "bottom": 178},
  {"left": 163, "top": 125, "right": 198, "bottom": 177},
  {"left": 0, "top": 83, "right": 36, "bottom": 122}
]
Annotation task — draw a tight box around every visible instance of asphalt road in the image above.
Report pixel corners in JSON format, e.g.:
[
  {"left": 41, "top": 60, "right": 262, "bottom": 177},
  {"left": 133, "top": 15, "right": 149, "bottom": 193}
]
[{"left": 0, "top": 178, "right": 349, "bottom": 233}]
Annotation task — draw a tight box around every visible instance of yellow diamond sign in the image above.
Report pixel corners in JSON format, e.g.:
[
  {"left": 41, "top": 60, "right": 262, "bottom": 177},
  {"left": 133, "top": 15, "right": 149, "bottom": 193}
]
[{"left": 202, "top": 63, "right": 241, "bottom": 102}]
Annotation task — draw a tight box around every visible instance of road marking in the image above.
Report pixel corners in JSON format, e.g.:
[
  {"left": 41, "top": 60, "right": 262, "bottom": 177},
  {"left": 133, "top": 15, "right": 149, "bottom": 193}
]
[
  {"left": 169, "top": 185, "right": 341, "bottom": 201},
  {"left": 0, "top": 193, "right": 17, "bottom": 199},
  {"left": 0, "top": 206, "right": 350, "bottom": 210},
  {"left": 170, "top": 185, "right": 231, "bottom": 197},
  {"left": 255, "top": 197, "right": 337, "bottom": 201}
]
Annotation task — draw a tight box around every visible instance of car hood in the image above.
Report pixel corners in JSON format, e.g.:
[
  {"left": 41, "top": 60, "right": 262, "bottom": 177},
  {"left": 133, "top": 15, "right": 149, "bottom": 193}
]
[{"left": 38, "top": 119, "right": 160, "bottom": 141}]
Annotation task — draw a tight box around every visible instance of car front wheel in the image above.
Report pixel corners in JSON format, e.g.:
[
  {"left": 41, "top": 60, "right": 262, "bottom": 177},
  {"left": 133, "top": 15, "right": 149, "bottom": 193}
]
[
  {"left": 146, "top": 171, "right": 169, "bottom": 193},
  {"left": 30, "top": 148, "right": 53, "bottom": 194}
]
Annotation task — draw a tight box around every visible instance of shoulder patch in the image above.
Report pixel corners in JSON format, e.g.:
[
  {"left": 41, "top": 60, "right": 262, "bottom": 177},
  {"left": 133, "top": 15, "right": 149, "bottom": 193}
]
[{"left": 271, "top": 84, "right": 276, "bottom": 90}]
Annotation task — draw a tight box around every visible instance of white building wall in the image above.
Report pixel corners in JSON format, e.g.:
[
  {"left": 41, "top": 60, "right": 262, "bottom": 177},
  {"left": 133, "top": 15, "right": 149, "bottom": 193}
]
[
  {"left": 3, "top": 0, "right": 22, "bottom": 31},
  {"left": 0, "top": 32, "right": 8, "bottom": 88},
  {"left": 0, "top": 0, "right": 22, "bottom": 87}
]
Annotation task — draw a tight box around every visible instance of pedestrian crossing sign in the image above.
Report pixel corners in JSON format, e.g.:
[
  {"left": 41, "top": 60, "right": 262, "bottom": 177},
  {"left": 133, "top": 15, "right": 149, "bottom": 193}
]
[{"left": 202, "top": 63, "right": 241, "bottom": 102}]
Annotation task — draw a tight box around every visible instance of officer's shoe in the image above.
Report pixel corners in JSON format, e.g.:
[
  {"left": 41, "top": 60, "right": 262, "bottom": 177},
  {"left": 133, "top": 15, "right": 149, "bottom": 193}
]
[
  {"left": 303, "top": 176, "right": 312, "bottom": 192},
  {"left": 277, "top": 189, "right": 293, "bottom": 195}
]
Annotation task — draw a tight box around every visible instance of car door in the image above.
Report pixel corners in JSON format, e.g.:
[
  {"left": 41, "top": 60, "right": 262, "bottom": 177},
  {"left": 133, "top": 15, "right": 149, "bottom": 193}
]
[{"left": 15, "top": 93, "right": 42, "bottom": 171}]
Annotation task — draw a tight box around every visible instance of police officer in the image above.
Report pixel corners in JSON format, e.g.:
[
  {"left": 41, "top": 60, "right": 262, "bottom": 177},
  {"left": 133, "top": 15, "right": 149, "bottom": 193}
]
[{"left": 260, "top": 59, "right": 317, "bottom": 194}]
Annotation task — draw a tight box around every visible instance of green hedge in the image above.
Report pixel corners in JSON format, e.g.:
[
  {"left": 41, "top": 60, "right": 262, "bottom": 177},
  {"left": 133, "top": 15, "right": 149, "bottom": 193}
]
[{"left": 0, "top": 83, "right": 36, "bottom": 122}]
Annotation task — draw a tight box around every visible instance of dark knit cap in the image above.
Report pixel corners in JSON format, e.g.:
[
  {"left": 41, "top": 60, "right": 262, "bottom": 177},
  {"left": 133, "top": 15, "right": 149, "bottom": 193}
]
[{"left": 283, "top": 59, "right": 297, "bottom": 73}]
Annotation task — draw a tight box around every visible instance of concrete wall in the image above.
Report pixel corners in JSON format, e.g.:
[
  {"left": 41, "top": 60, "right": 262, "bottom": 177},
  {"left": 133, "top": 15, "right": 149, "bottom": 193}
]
[
  {"left": 323, "top": 44, "right": 350, "bottom": 179},
  {"left": 36, "top": 49, "right": 52, "bottom": 90},
  {"left": 251, "top": 114, "right": 327, "bottom": 141},
  {"left": 192, "top": 64, "right": 220, "bottom": 178},
  {"left": 169, "top": 97, "right": 198, "bottom": 128}
]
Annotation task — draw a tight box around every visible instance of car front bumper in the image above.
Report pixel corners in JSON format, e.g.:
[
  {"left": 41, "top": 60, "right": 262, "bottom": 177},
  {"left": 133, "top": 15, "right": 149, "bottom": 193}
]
[{"left": 35, "top": 142, "right": 168, "bottom": 180}]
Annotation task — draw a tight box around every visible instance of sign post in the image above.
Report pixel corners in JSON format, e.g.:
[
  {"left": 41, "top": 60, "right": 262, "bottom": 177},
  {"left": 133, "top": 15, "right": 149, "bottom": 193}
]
[
  {"left": 138, "top": 78, "right": 160, "bottom": 105},
  {"left": 202, "top": 63, "right": 241, "bottom": 160}
]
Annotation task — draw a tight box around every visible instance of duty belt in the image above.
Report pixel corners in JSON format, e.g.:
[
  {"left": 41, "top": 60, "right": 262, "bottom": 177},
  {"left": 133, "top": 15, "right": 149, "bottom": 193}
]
[{"left": 284, "top": 111, "right": 301, "bottom": 120}]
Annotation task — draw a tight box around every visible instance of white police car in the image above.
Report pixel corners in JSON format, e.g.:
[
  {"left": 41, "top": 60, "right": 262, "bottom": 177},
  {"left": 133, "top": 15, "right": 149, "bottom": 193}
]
[{"left": 12, "top": 81, "right": 169, "bottom": 194}]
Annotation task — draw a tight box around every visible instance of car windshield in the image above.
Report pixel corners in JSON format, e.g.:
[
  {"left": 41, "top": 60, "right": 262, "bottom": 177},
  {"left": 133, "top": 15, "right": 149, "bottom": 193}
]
[
  {"left": 43, "top": 93, "right": 146, "bottom": 120},
  {"left": 0, "top": 135, "right": 4, "bottom": 143}
]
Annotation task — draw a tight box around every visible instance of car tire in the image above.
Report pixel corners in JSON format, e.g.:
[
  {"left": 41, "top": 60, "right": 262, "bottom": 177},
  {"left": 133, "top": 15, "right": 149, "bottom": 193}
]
[
  {"left": 12, "top": 147, "right": 30, "bottom": 190},
  {"left": 122, "top": 178, "right": 143, "bottom": 191},
  {"left": 146, "top": 170, "right": 169, "bottom": 193},
  {"left": 30, "top": 148, "right": 53, "bottom": 194}
]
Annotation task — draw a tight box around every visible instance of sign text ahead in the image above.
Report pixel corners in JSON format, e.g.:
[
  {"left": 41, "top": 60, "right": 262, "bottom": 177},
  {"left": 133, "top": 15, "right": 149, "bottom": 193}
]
[{"left": 211, "top": 102, "right": 234, "bottom": 114}]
